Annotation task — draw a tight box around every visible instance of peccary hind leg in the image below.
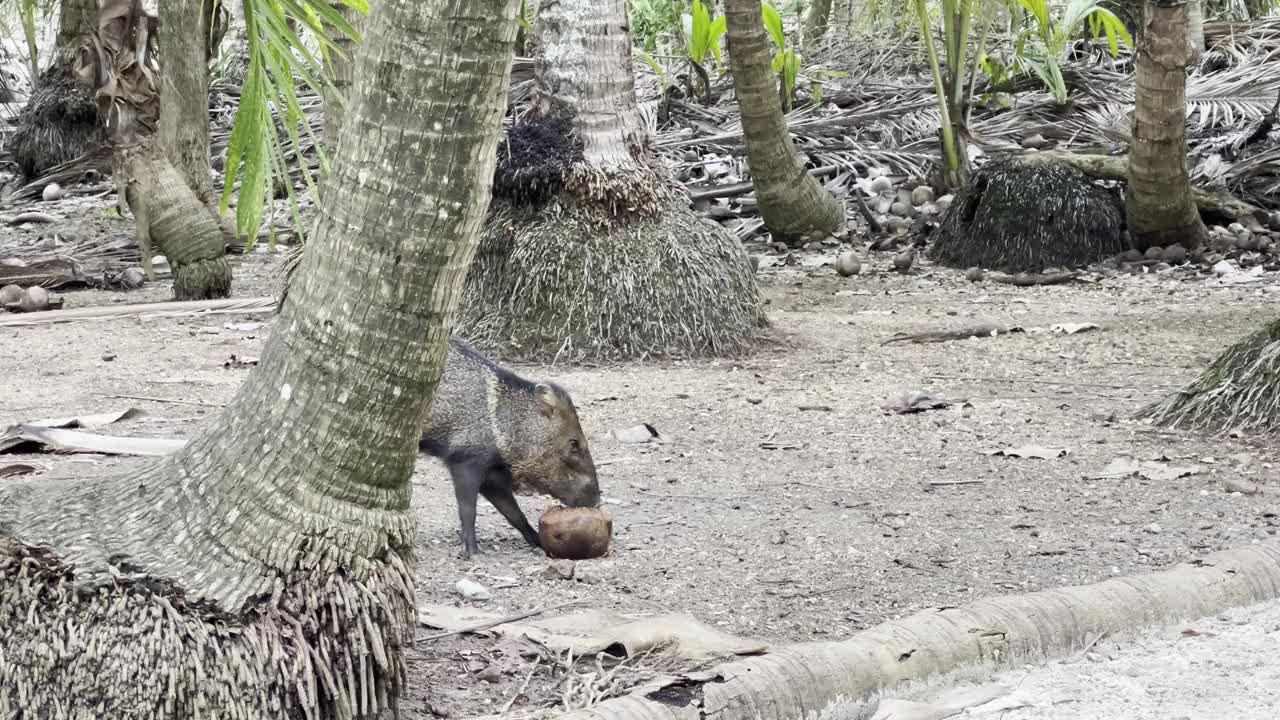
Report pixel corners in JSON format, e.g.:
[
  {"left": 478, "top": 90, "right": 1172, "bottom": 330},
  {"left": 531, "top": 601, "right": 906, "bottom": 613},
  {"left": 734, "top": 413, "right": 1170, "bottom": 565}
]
[
  {"left": 450, "top": 463, "right": 484, "bottom": 558},
  {"left": 482, "top": 469, "right": 541, "bottom": 549}
]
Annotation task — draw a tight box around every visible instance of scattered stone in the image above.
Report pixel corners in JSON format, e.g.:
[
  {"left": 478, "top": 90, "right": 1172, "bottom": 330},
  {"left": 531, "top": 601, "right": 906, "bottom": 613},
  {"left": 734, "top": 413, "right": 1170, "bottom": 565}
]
[
  {"left": 1228, "top": 222, "right": 1248, "bottom": 236},
  {"left": 454, "top": 578, "right": 491, "bottom": 601},
  {"left": 1213, "top": 260, "right": 1236, "bottom": 276},
  {"left": 0, "top": 284, "right": 22, "bottom": 306},
  {"left": 965, "top": 267, "right": 984, "bottom": 282},
  {"left": 936, "top": 194, "right": 954, "bottom": 211},
  {"left": 835, "top": 252, "right": 862, "bottom": 277},
  {"left": 889, "top": 201, "right": 916, "bottom": 218},
  {"left": 1020, "top": 133, "right": 1048, "bottom": 149},
  {"left": 1163, "top": 245, "right": 1187, "bottom": 265},
  {"left": 120, "top": 267, "right": 147, "bottom": 289},
  {"left": 911, "top": 185, "right": 935, "bottom": 206},
  {"left": 1120, "top": 249, "right": 1143, "bottom": 263},
  {"left": 1144, "top": 246, "right": 1163, "bottom": 261},
  {"left": 918, "top": 202, "right": 941, "bottom": 216},
  {"left": 892, "top": 248, "right": 915, "bottom": 273},
  {"left": 101, "top": 352, "right": 116, "bottom": 362},
  {"left": 542, "top": 559, "right": 576, "bottom": 580},
  {"left": 885, "top": 216, "right": 911, "bottom": 233},
  {"left": 1234, "top": 233, "right": 1256, "bottom": 251}
]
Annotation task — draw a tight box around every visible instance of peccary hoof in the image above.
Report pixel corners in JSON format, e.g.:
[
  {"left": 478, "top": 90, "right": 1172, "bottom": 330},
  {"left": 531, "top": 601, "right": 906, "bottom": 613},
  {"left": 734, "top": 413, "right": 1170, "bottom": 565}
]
[{"left": 538, "top": 506, "right": 613, "bottom": 560}]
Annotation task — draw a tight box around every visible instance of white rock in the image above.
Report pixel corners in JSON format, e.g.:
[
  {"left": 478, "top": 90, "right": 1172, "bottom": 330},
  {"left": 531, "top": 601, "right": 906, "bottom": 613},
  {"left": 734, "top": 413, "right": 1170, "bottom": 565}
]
[
  {"left": 1213, "top": 260, "right": 1236, "bottom": 277},
  {"left": 454, "top": 578, "right": 491, "bottom": 601},
  {"left": 42, "top": 183, "right": 64, "bottom": 202}
]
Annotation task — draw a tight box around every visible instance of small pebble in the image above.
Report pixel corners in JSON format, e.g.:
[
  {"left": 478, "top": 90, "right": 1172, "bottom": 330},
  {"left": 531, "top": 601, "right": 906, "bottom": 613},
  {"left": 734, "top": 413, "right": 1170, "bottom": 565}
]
[
  {"left": 42, "top": 183, "right": 65, "bottom": 202},
  {"left": 454, "top": 578, "right": 491, "bottom": 601}
]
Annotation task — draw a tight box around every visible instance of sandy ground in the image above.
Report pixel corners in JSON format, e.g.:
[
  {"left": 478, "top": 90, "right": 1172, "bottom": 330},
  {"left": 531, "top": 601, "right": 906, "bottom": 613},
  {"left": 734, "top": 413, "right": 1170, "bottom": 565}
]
[
  {"left": 834, "top": 599, "right": 1280, "bottom": 720},
  {"left": 2, "top": 234, "right": 1279, "bottom": 717}
]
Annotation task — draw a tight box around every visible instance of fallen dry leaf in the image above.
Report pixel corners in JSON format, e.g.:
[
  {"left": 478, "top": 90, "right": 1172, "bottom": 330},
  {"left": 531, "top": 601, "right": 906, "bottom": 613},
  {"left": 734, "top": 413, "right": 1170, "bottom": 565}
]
[
  {"left": 983, "top": 445, "right": 1069, "bottom": 460},
  {"left": 223, "top": 354, "right": 260, "bottom": 369},
  {"left": 612, "top": 423, "right": 660, "bottom": 444},
  {"left": 1222, "top": 478, "right": 1262, "bottom": 495},
  {"left": 881, "top": 389, "right": 952, "bottom": 414},
  {"left": 1050, "top": 322, "right": 1102, "bottom": 334},
  {"left": 1089, "top": 458, "right": 1200, "bottom": 482},
  {"left": 0, "top": 425, "right": 186, "bottom": 456},
  {"left": 28, "top": 407, "right": 142, "bottom": 429},
  {"left": 0, "top": 462, "right": 39, "bottom": 477}
]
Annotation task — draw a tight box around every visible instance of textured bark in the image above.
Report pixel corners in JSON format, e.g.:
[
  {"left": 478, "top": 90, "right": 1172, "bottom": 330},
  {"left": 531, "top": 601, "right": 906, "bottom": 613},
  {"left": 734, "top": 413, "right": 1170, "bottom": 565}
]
[
  {"left": 0, "top": 0, "right": 521, "bottom": 715},
  {"left": 803, "top": 0, "right": 833, "bottom": 47},
  {"left": 323, "top": 1, "right": 363, "bottom": 149},
  {"left": 1126, "top": 0, "right": 1207, "bottom": 251},
  {"left": 56, "top": 0, "right": 97, "bottom": 62},
  {"left": 536, "top": 0, "right": 643, "bottom": 168},
  {"left": 725, "top": 0, "right": 842, "bottom": 245},
  {"left": 552, "top": 538, "right": 1280, "bottom": 720},
  {"left": 159, "top": 0, "right": 217, "bottom": 204}
]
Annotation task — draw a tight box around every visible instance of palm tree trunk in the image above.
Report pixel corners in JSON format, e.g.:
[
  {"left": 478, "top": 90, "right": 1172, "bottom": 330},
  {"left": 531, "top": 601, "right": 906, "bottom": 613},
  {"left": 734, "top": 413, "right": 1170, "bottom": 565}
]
[
  {"left": 804, "top": 0, "right": 833, "bottom": 47},
  {"left": 725, "top": 0, "right": 843, "bottom": 245},
  {"left": 536, "top": 0, "right": 644, "bottom": 169},
  {"left": 158, "top": 0, "right": 219, "bottom": 205},
  {"left": 323, "top": 1, "right": 363, "bottom": 148},
  {"left": 0, "top": 0, "right": 521, "bottom": 716},
  {"left": 1126, "top": 0, "right": 1207, "bottom": 251}
]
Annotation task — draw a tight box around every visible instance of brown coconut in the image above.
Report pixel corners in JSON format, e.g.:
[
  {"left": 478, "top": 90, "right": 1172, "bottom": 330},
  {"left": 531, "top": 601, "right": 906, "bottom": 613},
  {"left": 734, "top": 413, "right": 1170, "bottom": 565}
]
[{"left": 538, "top": 506, "right": 613, "bottom": 560}]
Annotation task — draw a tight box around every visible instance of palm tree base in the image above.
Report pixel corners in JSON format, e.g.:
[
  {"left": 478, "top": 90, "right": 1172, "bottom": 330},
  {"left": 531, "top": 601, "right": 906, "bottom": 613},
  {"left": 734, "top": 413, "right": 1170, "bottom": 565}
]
[
  {"left": 929, "top": 158, "right": 1126, "bottom": 273},
  {"left": 456, "top": 198, "right": 768, "bottom": 362},
  {"left": 1135, "top": 318, "right": 1280, "bottom": 435}
]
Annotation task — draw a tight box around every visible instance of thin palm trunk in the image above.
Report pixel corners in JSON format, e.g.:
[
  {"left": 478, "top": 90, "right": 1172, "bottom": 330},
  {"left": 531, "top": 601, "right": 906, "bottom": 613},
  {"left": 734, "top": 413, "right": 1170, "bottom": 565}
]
[
  {"left": 1126, "top": 0, "right": 1206, "bottom": 251},
  {"left": 1187, "top": 0, "right": 1204, "bottom": 61},
  {"left": 1, "top": 0, "right": 520, "bottom": 716},
  {"left": 57, "top": 0, "right": 97, "bottom": 62},
  {"left": 804, "top": 0, "right": 833, "bottom": 47},
  {"left": 158, "top": 0, "right": 220, "bottom": 204},
  {"left": 725, "top": 0, "right": 842, "bottom": 245}
]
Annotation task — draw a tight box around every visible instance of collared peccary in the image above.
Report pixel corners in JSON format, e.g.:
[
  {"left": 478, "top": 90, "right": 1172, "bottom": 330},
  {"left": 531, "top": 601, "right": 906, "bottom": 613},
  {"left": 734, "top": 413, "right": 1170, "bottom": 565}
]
[{"left": 420, "top": 337, "right": 601, "bottom": 558}]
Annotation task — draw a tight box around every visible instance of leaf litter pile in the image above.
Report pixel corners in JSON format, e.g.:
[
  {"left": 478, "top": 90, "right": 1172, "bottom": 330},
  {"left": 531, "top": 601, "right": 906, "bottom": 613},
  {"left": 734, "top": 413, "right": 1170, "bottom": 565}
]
[{"left": 1, "top": 12, "right": 1280, "bottom": 720}]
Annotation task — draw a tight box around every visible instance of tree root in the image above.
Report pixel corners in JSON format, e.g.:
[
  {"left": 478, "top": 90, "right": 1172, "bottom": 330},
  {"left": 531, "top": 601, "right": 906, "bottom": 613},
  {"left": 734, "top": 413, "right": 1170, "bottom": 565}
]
[
  {"left": 1013, "top": 151, "right": 1264, "bottom": 224},
  {"left": 553, "top": 538, "right": 1280, "bottom": 720},
  {"left": 988, "top": 271, "right": 1080, "bottom": 286}
]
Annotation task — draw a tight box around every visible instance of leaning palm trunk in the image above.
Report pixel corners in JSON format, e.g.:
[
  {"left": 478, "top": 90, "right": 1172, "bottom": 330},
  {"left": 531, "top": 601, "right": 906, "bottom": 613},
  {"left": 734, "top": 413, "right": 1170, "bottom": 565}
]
[
  {"left": 724, "top": 0, "right": 842, "bottom": 245},
  {"left": 1126, "top": 0, "right": 1207, "bottom": 251},
  {"left": 451, "top": 0, "right": 766, "bottom": 360},
  {"left": 1, "top": 0, "right": 519, "bottom": 717},
  {"left": 77, "top": 0, "right": 231, "bottom": 300}
]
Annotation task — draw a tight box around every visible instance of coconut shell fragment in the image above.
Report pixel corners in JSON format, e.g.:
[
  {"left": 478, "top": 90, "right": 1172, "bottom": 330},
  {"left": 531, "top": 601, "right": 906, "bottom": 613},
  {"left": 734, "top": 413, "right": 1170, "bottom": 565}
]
[{"left": 539, "top": 506, "right": 613, "bottom": 560}]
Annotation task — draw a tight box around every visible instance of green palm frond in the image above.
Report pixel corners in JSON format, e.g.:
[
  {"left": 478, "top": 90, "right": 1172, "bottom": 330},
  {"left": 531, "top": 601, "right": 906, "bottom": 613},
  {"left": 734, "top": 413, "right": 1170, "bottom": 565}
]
[{"left": 221, "top": 0, "right": 366, "bottom": 248}]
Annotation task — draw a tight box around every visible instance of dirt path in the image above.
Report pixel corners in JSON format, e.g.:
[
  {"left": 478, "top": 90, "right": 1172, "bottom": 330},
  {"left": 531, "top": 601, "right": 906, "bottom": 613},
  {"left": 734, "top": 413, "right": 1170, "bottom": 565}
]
[{"left": 2, "top": 245, "right": 1278, "bottom": 717}]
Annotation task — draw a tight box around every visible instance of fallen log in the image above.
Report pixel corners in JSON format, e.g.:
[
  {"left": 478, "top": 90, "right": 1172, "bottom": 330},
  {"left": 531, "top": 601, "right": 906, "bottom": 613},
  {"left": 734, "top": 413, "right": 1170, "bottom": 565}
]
[
  {"left": 1013, "top": 151, "right": 1265, "bottom": 225},
  {"left": 551, "top": 537, "right": 1280, "bottom": 720}
]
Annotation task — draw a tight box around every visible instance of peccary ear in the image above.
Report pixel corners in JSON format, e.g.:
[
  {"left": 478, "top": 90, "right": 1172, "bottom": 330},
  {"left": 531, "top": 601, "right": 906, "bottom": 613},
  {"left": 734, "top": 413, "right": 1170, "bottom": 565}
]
[{"left": 534, "top": 383, "right": 560, "bottom": 417}]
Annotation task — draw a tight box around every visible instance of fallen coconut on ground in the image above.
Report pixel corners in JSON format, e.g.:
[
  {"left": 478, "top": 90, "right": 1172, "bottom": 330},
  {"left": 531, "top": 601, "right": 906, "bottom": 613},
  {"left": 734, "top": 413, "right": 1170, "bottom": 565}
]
[{"left": 539, "top": 506, "right": 613, "bottom": 560}]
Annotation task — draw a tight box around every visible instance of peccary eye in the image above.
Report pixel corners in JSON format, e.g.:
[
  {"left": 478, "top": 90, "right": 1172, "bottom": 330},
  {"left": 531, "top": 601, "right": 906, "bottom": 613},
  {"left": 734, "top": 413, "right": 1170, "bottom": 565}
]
[{"left": 569, "top": 438, "right": 580, "bottom": 453}]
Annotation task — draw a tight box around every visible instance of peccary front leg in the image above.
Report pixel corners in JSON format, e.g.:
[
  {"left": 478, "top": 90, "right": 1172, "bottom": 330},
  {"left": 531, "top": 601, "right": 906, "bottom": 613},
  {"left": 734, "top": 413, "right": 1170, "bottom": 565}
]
[
  {"left": 482, "top": 470, "right": 542, "bottom": 549},
  {"left": 449, "top": 463, "right": 485, "bottom": 558}
]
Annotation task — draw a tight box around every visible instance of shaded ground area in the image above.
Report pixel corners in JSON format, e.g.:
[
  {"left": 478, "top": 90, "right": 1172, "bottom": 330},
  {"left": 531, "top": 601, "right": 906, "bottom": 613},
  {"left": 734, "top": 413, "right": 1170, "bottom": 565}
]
[{"left": 2, "top": 248, "right": 1278, "bottom": 718}]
